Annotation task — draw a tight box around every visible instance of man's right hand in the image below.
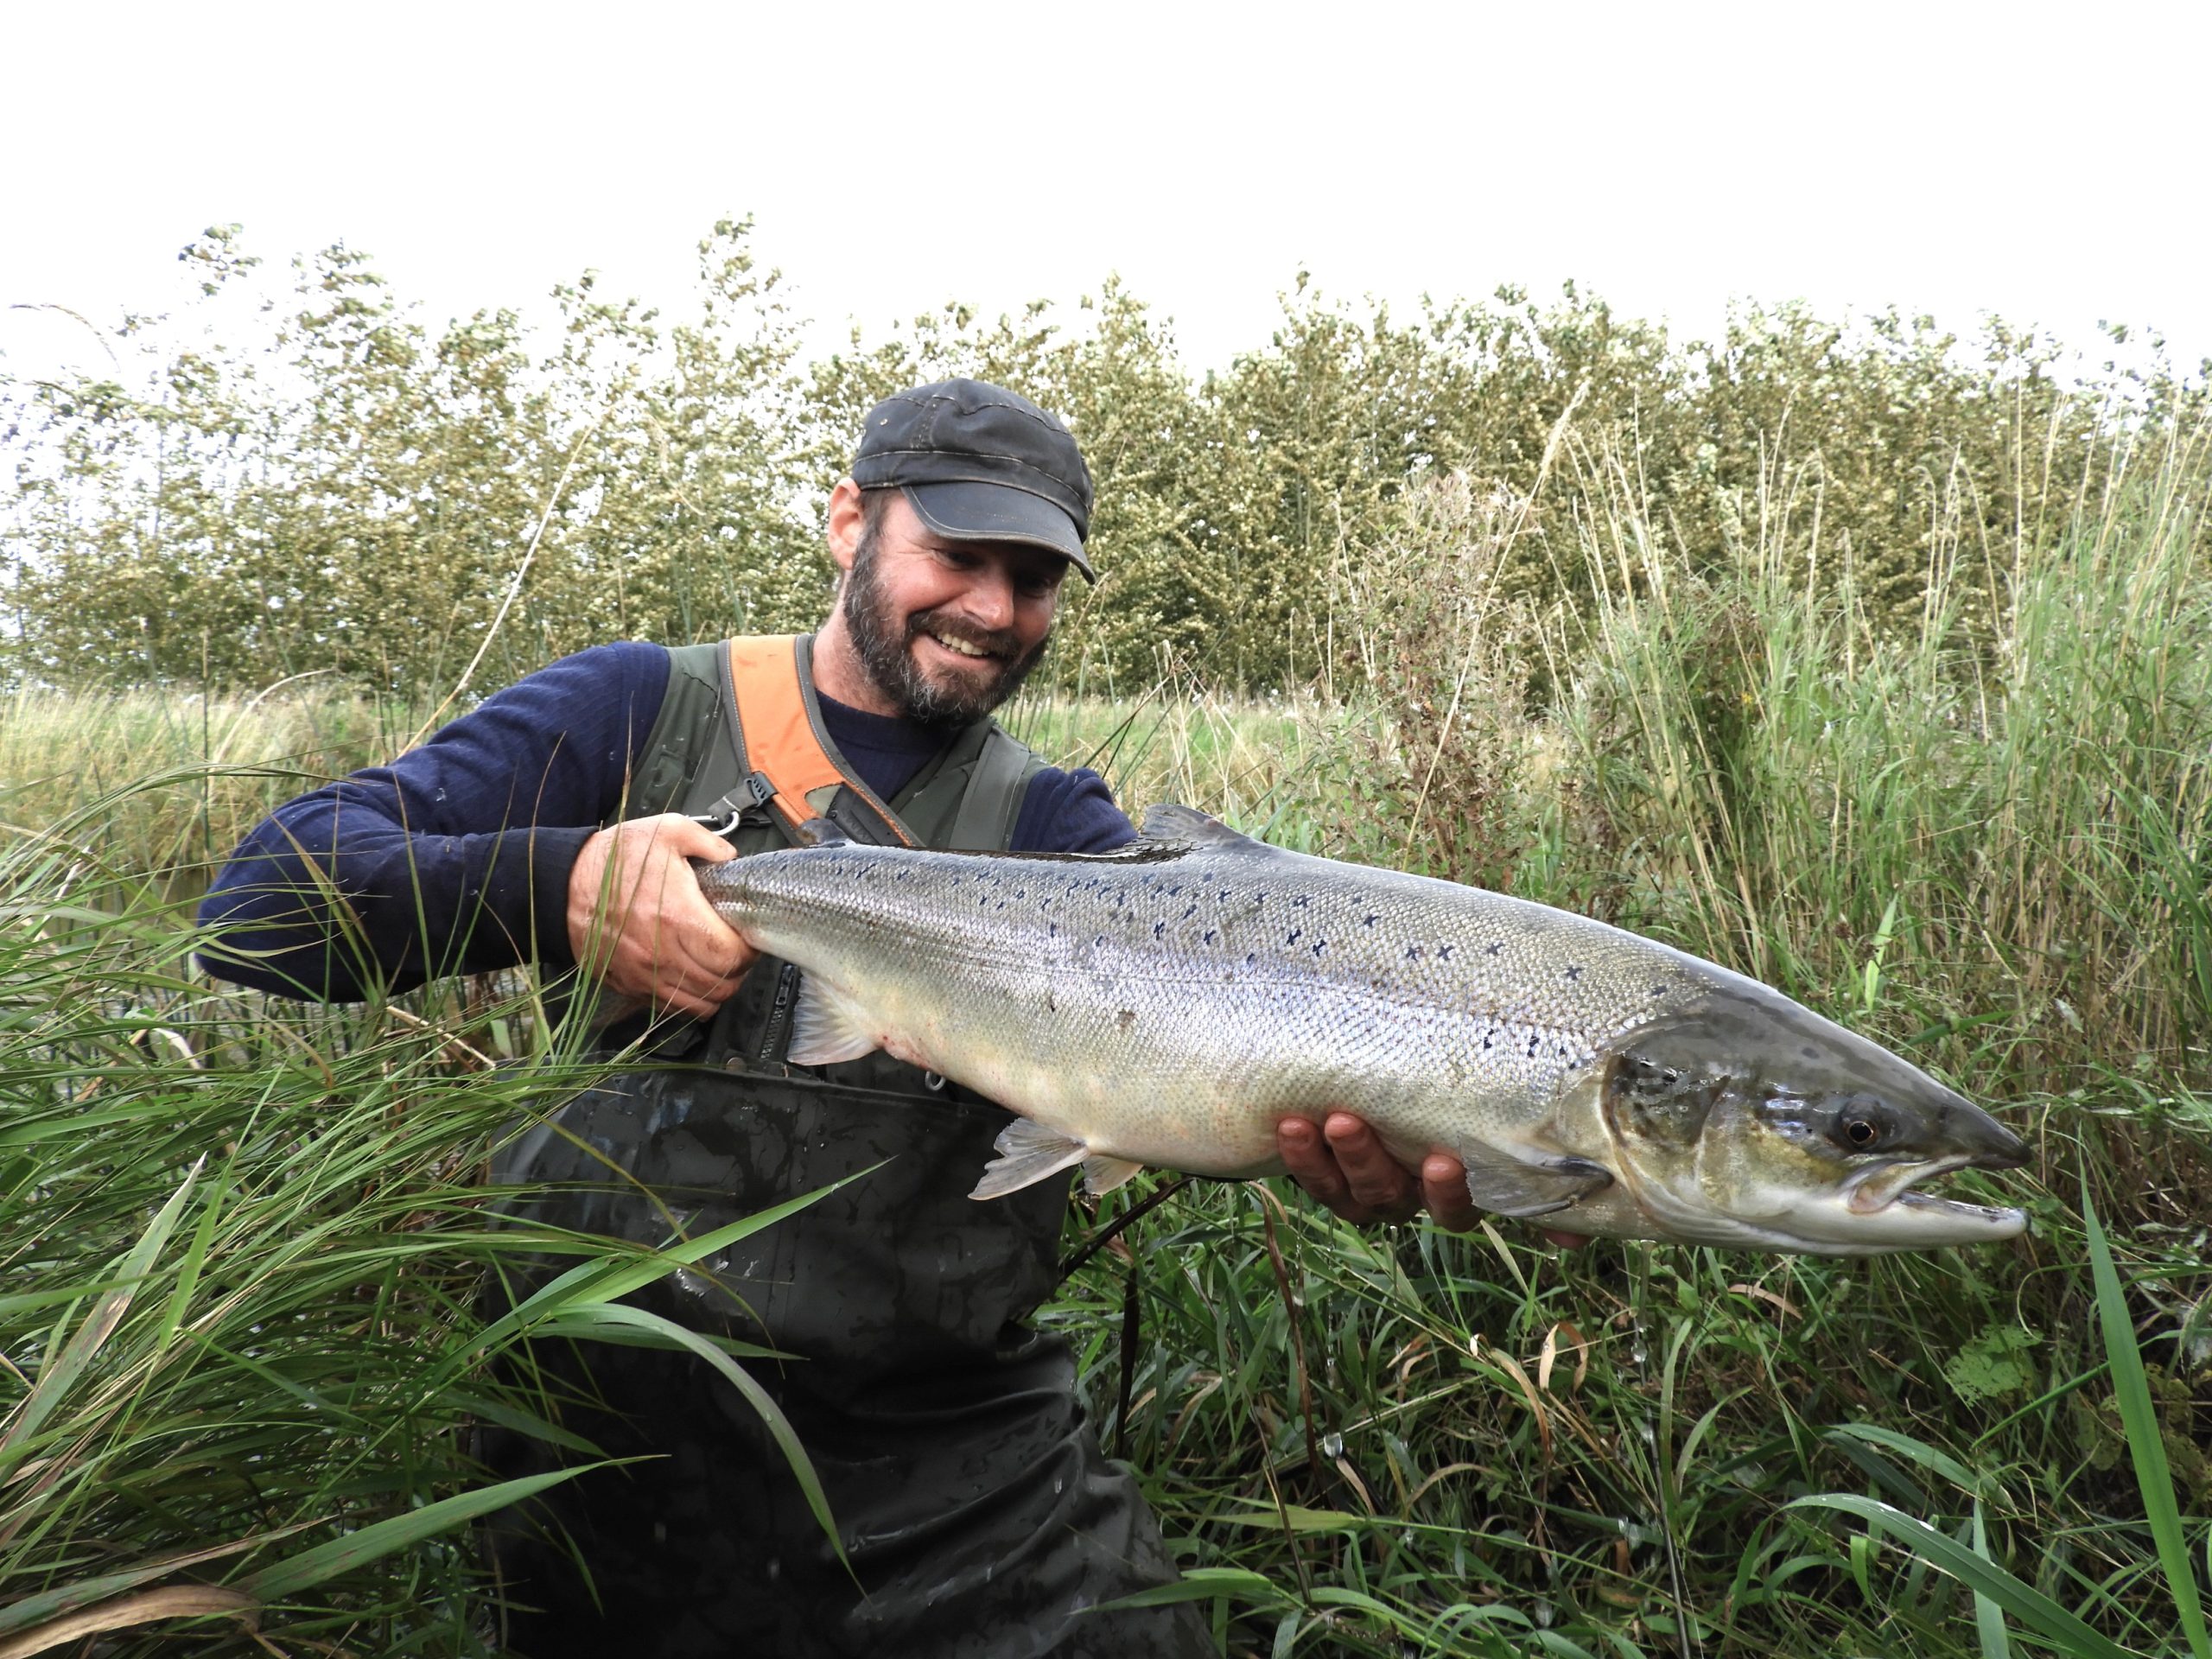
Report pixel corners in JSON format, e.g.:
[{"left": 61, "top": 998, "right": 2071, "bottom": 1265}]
[{"left": 567, "top": 815, "right": 754, "bottom": 1018}]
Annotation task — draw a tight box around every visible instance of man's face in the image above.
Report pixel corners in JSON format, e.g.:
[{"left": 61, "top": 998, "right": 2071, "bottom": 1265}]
[{"left": 841, "top": 493, "right": 1067, "bottom": 728}]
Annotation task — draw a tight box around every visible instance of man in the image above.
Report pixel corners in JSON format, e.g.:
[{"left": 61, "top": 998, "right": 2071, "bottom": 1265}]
[{"left": 200, "top": 379, "right": 1494, "bottom": 1656}]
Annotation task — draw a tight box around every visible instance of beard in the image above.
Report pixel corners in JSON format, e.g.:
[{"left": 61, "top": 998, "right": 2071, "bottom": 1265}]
[{"left": 841, "top": 534, "right": 1051, "bottom": 728}]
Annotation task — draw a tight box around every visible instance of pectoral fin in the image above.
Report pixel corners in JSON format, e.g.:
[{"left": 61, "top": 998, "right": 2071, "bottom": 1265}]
[
  {"left": 1459, "top": 1145, "right": 1613, "bottom": 1218},
  {"left": 972, "top": 1120, "right": 1092, "bottom": 1198},
  {"left": 786, "top": 977, "right": 880, "bottom": 1067}
]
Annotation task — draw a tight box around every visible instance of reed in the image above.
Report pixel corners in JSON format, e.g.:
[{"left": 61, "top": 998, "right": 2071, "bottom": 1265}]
[{"left": 3, "top": 428, "right": 2208, "bottom": 1653}]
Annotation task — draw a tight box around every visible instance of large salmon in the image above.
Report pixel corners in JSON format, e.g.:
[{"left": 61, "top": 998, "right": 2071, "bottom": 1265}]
[{"left": 694, "top": 805, "right": 2027, "bottom": 1255}]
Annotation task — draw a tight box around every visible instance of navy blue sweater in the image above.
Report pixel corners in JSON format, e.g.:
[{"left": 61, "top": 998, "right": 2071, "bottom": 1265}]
[{"left": 197, "top": 641, "right": 1135, "bottom": 1001}]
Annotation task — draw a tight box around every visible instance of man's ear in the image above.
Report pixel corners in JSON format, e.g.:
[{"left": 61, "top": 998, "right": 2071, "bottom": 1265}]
[{"left": 826, "top": 478, "right": 865, "bottom": 575}]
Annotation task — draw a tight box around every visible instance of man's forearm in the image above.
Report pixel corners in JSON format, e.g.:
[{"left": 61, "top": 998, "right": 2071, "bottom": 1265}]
[
  {"left": 194, "top": 642, "right": 672, "bottom": 1001},
  {"left": 197, "top": 785, "right": 594, "bottom": 1000}
]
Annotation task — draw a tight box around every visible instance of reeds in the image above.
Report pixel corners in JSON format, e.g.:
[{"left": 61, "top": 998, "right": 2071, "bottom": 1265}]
[{"left": 3, "top": 423, "right": 2209, "bottom": 1652}]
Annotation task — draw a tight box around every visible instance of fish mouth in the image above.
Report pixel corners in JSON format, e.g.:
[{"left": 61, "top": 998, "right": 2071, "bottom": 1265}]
[{"left": 1845, "top": 1154, "right": 2026, "bottom": 1234}]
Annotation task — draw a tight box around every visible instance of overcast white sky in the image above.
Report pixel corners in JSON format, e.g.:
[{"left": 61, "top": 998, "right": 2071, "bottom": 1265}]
[{"left": 4, "top": 1, "right": 2208, "bottom": 384}]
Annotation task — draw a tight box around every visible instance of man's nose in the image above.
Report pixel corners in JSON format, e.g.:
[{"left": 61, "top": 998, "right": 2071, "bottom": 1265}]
[{"left": 957, "top": 565, "right": 1016, "bottom": 629}]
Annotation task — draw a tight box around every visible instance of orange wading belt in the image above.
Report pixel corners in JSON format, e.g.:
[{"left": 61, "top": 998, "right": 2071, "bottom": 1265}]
[{"left": 723, "top": 634, "right": 916, "bottom": 846}]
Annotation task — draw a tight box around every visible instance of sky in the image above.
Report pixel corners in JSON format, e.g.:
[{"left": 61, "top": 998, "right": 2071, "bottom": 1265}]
[{"left": 4, "top": 1, "right": 2208, "bottom": 385}]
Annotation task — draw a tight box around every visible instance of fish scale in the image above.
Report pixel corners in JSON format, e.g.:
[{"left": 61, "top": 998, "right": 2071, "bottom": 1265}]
[{"left": 695, "top": 803, "right": 2030, "bottom": 1255}]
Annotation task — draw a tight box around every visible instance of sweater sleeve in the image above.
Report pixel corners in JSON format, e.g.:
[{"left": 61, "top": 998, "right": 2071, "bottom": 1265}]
[
  {"left": 1009, "top": 766, "right": 1136, "bottom": 855},
  {"left": 196, "top": 643, "right": 671, "bottom": 1001}
]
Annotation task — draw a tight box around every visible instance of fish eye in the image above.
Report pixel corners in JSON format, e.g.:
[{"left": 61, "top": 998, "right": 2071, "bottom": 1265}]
[{"left": 1823, "top": 1101, "right": 1900, "bottom": 1154}]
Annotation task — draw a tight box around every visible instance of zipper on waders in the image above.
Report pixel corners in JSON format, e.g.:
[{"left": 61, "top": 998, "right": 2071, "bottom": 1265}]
[{"left": 758, "top": 962, "right": 803, "bottom": 1066}]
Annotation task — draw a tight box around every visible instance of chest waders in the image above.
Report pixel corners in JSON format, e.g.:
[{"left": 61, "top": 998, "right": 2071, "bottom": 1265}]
[{"left": 481, "top": 636, "right": 1211, "bottom": 1659}]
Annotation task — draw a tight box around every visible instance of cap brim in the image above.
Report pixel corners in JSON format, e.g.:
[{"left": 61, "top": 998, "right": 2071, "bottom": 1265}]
[{"left": 904, "top": 481, "right": 1094, "bottom": 582}]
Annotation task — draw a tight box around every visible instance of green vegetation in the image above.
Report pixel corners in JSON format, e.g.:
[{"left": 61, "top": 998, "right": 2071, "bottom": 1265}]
[
  {"left": 3, "top": 228, "right": 2209, "bottom": 1653},
  {"left": 7, "top": 223, "right": 2206, "bottom": 696}
]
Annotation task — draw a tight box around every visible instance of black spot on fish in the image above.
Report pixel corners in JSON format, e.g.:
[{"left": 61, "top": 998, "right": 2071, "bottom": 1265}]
[
  {"left": 1312, "top": 940, "right": 1327, "bottom": 957},
  {"left": 1565, "top": 964, "right": 1583, "bottom": 982},
  {"left": 1154, "top": 920, "right": 1166, "bottom": 938},
  {"left": 1438, "top": 944, "right": 1453, "bottom": 960},
  {"left": 1046, "top": 988, "right": 1057, "bottom": 1011},
  {"left": 1527, "top": 1033, "right": 1541, "bottom": 1057},
  {"left": 1255, "top": 891, "right": 1267, "bottom": 905},
  {"left": 1245, "top": 951, "right": 1256, "bottom": 968},
  {"left": 1651, "top": 985, "right": 1668, "bottom": 997},
  {"left": 1117, "top": 1009, "right": 1136, "bottom": 1030},
  {"left": 1293, "top": 894, "right": 1311, "bottom": 908},
  {"left": 1095, "top": 935, "right": 1107, "bottom": 947},
  {"left": 1363, "top": 913, "right": 1378, "bottom": 927},
  {"left": 1801, "top": 1044, "right": 1819, "bottom": 1059},
  {"left": 1218, "top": 889, "right": 1231, "bottom": 902},
  {"left": 1183, "top": 903, "right": 1198, "bottom": 919},
  {"left": 1204, "top": 929, "right": 1217, "bottom": 944},
  {"left": 1486, "top": 942, "right": 1503, "bottom": 957},
  {"left": 1407, "top": 945, "right": 1422, "bottom": 960},
  {"left": 1286, "top": 928, "right": 1301, "bottom": 945},
  {"left": 1484, "top": 1031, "right": 1494, "bottom": 1049}
]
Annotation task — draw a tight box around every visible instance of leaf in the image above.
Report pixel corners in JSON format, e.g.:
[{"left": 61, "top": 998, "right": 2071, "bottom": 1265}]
[
  {"left": 0, "top": 1527, "right": 309, "bottom": 1637},
  {"left": 1211, "top": 1501, "right": 1366, "bottom": 1535},
  {"left": 535, "top": 1303, "right": 847, "bottom": 1572},
  {"left": 1826, "top": 1421, "right": 1984, "bottom": 1497},
  {"left": 234, "top": 1465, "right": 598, "bottom": 1603},
  {"left": 0, "top": 1158, "right": 200, "bottom": 1463},
  {"left": 1084, "top": 1567, "right": 1283, "bottom": 1613},
  {"left": 464, "top": 1163, "right": 880, "bottom": 1364},
  {"left": 1944, "top": 1323, "right": 2042, "bottom": 1407},
  {"left": 1788, "top": 1494, "right": 2131, "bottom": 1659},
  {"left": 1970, "top": 1503, "right": 2013, "bottom": 1659},
  {"left": 2084, "top": 1192, "right": 2212, "bottom": 1659},
  {"left": 0, "top": 1586, "right": 257, "bottom": 1659}
]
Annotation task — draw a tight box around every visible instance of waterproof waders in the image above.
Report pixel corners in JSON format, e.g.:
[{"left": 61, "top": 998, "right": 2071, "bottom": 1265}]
[{"left": 480, "top": 638, "right": 1211, "bottom": 1658}]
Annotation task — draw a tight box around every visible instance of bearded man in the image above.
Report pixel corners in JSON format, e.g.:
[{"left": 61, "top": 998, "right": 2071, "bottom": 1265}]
[{"left": 200, "top": 380, "right": 1484, "bottom": 1657}]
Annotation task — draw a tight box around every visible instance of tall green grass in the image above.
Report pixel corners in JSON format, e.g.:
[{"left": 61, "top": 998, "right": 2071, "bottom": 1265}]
[
  {"left": 0, "top": 797, "right": 854, "bottom": 1655},
  {"left": 4, "top": 426, "right": 2209, "bottom": 1653}
]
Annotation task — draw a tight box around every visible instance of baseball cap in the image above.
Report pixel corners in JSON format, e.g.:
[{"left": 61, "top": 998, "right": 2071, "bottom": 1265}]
[{"left": 851, "top": 378, "right": 1096, "bottom": 582}]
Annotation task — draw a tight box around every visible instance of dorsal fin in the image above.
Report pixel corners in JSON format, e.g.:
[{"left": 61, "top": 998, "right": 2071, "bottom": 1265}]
[
  {"left": 794, "top": 817, "right": 851, "bottom": 848},
  {"left": 1137, "top": 803, "right": 1262, "bottom": 849}
]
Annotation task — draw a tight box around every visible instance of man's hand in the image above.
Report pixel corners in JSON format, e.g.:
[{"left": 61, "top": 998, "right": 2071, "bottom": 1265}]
[
  {"left": 567, "top": 814, "right": 754, "bottom": 1018},
  {"left": 1277, "top": 1112, "right": 1594, "bottom": 1247}
]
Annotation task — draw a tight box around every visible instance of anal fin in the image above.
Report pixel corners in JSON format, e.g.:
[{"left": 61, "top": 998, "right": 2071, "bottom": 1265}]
[
  {"left": 972, "top": 1119, "right": 1091, "bottom": 1199},
  {"left": 786, "top": 976, "right": 880, "bottom": 1067},
  {"left": 1081, "top": 1154, "right": 1145, "bottom": 1196}
]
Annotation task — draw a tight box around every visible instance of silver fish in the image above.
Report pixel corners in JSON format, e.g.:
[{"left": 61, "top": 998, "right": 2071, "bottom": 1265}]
[{"left": 695, "top": 804, "right": 2028, "bottom": 1255}]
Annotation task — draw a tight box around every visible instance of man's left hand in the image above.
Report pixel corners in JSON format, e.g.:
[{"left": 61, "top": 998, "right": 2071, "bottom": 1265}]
[{"left": 1277, "top": 1112, "right": 1593, "bottom": 1246}]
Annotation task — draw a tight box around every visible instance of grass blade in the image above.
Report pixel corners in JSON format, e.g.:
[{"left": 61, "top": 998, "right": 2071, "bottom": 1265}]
[
  {"left": 535, "top": 1302, "right": 847, "bottom": 1571},
  {"left": 1970, "top": 1502, "right": 2013, "bottom": 1659},
  {"left": 0, "top": 1158, "right": 200, "bottom": 1462},
  {"left": 233, "top": 1465, "right": 600, "bottom": 1603},
  {"left": 2084, "top": 1191, "right": 2212, "bottom": 1659},
  {"left": 1787, "top": 1494, "right": 2131, "bottom": 1659}
]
